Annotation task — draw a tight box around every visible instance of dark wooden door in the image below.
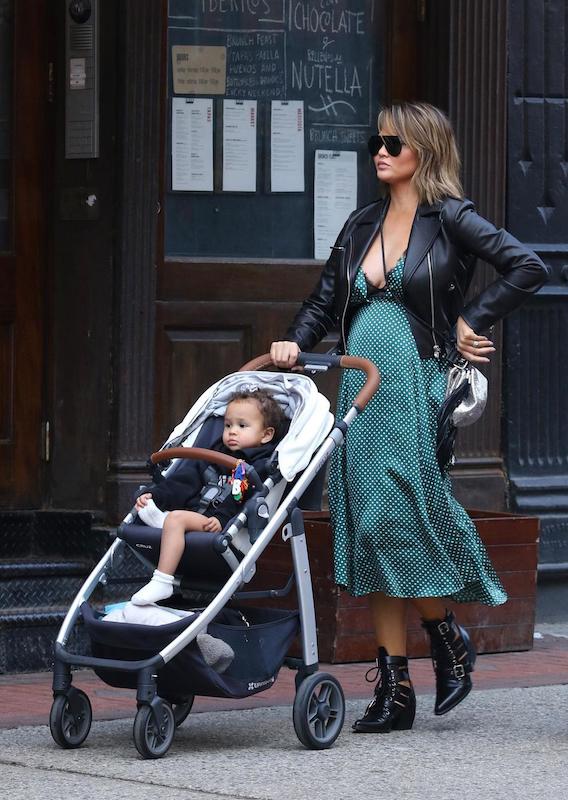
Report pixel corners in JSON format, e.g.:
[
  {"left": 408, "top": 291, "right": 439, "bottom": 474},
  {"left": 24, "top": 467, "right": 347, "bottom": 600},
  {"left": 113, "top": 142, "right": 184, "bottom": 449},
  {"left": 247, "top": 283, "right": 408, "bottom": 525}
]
[
  {"left": 155, "top": 260, "right": 340, "bottom": 446},
  {"left": 0, "top": 1, "right": 48, "bottom": 506}
]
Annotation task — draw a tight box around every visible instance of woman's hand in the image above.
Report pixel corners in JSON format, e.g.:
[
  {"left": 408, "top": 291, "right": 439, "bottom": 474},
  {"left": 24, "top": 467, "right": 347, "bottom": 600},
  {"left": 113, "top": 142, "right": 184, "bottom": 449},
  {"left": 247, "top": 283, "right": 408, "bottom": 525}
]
[
  {"left": 270, "top": 340, "right": 300, "bottom": 368},
  {"left": 203, "top": 517, "right": 222, "bottom": 533},
  {"left": 135, "top": 492, "right": 152, "bottom": 511},
  {"left": 456, "top": 316, "right": 495, "bottom": 364}
]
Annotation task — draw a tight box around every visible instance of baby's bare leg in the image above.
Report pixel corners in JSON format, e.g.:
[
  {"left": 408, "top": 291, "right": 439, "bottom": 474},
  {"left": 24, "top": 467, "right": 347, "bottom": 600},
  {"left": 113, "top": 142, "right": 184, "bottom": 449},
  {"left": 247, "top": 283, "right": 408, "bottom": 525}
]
[
  {"left": 131, "top": 509, "right": 209, "bottom": 605},
  {"left": 157, "top": 510, "right": 210, "bottom": 574}
]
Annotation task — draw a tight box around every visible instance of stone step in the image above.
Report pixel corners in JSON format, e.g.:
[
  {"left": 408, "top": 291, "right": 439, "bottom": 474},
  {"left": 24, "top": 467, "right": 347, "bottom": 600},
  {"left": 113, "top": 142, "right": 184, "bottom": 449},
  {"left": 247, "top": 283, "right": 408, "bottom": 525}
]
[
  {"left": 0, "top": 513, "right": 122, "bottom": 672},
  {"left": 0, "top": 559, "right": 91, "bottom": 577},
  {"left": 0, "top": 560, "right": 97, "bottom": 610},
  {"left": 0, "top": 607, "right": 90, "bottom": 674},
  {"left": 0, "top": 511, "right": 110, "bottom": 559}
]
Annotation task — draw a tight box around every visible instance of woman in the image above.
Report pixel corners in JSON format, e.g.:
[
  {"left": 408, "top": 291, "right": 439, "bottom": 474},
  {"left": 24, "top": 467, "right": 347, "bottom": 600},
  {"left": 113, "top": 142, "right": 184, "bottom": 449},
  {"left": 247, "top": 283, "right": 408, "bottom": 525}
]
[{"left": 270, "top": 102, "right": 548, "bottom": 733}]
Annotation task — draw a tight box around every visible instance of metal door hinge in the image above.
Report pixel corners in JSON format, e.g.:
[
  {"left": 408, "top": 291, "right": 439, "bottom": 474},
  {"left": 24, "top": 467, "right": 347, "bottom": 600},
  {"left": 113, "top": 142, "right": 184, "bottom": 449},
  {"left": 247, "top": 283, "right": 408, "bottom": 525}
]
[{"left": 41, "top": 421, "right": 51, "bottom": 462}]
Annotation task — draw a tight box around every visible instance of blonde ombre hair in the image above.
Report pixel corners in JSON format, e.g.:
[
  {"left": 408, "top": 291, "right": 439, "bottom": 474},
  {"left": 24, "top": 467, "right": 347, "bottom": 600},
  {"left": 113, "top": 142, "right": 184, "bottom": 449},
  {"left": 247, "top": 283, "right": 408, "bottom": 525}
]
[{"left": 377, "top": 102, "right": 463, "bottom": 205}]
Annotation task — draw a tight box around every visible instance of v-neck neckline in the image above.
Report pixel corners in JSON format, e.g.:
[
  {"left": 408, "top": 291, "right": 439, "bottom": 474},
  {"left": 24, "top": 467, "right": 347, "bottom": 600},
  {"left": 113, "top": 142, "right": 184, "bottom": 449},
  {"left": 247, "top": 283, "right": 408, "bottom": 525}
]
[{"left": 362, "top": 252, "right": 406, "bottom": 290}]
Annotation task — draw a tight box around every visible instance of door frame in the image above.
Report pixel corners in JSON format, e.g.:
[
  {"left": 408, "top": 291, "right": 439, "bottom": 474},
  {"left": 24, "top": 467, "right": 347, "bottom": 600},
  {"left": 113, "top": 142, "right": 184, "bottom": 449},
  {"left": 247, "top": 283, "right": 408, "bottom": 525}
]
[{"left": 0, "top": 0, "right": 49, "bottom": 508}]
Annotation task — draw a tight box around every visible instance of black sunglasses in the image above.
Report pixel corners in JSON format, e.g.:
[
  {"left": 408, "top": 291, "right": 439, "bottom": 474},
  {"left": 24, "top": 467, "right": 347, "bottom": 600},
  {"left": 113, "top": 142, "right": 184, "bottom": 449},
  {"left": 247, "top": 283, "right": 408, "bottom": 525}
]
[{"left": 367, "top": 134, "right": 405, "bottom": 157}]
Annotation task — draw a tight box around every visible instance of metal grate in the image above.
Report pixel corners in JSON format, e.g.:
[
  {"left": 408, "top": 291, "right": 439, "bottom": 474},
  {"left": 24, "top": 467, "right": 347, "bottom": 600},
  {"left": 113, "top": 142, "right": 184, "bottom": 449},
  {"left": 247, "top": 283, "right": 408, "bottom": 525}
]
[{"left": 70, "top": 24, "right": 93, "bottom": 50}]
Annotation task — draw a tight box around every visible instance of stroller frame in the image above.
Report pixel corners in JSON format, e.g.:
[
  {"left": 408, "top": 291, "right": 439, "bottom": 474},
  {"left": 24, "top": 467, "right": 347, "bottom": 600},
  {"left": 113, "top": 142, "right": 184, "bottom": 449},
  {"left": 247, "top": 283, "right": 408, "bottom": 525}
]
[{"left": 50, "top": 353, "right": 379, "bottom": 757}]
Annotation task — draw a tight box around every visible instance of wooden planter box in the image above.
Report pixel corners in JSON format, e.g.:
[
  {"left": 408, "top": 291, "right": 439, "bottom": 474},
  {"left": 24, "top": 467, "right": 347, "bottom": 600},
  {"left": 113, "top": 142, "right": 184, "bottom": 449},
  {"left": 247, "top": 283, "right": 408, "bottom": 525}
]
[{"left": 247, "top": 509, "right": 539, "bottom": 663}]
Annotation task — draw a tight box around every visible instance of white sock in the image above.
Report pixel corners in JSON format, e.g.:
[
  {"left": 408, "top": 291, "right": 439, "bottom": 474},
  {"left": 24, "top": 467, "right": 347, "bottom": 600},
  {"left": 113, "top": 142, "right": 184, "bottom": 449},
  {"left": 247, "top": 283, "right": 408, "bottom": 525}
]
[
  {"left": 138, "top": 499, "right": 169, "bottom": 529},
  {"left": 131, "top": 569, "right": 175, "bottom": 605}
]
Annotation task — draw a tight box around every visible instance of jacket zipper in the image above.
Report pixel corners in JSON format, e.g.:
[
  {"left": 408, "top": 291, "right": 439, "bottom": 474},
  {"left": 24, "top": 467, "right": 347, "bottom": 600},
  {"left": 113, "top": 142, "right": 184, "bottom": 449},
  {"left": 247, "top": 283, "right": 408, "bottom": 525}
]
[
  {"left": 340, "top": 236, "right": 354, "bottom": 352},
  {"left": 427, "top": 251, "right": 441, "bottom": 359},
  {"left": 336, "top": 200, "right": 386, "bottom": 353}
]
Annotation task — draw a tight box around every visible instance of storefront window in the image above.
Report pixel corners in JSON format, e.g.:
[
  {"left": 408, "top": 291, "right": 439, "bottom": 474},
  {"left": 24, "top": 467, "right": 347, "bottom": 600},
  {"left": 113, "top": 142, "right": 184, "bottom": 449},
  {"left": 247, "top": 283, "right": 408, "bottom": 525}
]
[
  {"left": 0, "top": 0, "right": 13, "bottom": 251},
  {"left": 164, "top": 0, "right": 383, "bottom": 260}
]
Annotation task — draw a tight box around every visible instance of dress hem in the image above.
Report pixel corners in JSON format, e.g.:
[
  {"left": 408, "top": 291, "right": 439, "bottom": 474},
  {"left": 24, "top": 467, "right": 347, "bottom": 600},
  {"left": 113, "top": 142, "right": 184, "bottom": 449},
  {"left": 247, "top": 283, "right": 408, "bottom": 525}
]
[{"left": 335, "top": 581, "right": 508, "bottom": 608}]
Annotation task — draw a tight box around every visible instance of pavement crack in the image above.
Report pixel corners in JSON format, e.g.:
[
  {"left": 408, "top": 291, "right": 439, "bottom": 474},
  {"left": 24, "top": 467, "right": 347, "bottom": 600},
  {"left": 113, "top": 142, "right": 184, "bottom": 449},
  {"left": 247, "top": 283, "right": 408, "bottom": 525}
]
[{"left": 0, "top": 757, "right": 271, "bottom": 800}]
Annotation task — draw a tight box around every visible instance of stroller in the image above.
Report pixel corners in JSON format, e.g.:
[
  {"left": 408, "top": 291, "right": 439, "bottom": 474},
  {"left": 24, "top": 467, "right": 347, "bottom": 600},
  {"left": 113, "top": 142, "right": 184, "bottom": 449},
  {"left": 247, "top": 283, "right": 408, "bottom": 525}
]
[{"left": 49, "top": 352, "right": 379, "bottom": 758}]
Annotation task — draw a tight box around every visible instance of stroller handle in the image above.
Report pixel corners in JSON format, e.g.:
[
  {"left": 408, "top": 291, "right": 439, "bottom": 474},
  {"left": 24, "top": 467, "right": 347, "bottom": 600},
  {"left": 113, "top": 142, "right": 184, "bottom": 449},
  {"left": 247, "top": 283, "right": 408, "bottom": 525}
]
[
  {"left": 150, "top": 446, "right": 239, "bottom": 471},
  {"left": 239, "top": 352, "right": 380, "bottom": 412}
]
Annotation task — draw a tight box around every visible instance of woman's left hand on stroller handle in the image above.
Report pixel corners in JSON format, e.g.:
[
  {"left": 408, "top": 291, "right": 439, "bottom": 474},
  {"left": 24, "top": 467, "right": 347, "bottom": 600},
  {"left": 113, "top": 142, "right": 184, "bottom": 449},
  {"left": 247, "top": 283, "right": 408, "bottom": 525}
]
[{"left": 270, "top": 340, "right": 300, "bottom": 368}]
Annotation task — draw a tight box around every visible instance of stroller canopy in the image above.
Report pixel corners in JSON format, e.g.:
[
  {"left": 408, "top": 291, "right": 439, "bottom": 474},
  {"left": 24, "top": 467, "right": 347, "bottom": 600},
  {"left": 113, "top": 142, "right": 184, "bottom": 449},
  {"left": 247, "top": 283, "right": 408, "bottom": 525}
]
[{"left": 161, "top": 371, "right": 334, "bottom": 482}]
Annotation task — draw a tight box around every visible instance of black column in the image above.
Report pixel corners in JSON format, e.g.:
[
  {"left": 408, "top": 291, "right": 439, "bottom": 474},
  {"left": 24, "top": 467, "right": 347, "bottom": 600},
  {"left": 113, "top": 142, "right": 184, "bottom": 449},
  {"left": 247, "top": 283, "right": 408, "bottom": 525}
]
[
  {"left": 107, "top": 1, "right": 163, "bottom": 521},
  {"left": 446, "top": 0, "right": 509, "bottom": 510},
  {"left": 505, "top": 0, "right": 568, "bottom": 564}
]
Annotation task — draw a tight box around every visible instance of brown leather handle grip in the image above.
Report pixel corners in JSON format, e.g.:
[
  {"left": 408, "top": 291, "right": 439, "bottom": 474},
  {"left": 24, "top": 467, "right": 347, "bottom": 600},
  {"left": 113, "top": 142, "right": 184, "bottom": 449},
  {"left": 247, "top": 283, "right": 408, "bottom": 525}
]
[
  {"left": 150, "top": 446, "right": 239, "bottom": 471},
  {"left": 338, "top": 355, "right": 381, "bottom": 411},
  {"left": 239, "top": 352, "right": 380, "bottom": 413},
  {"left": 239, "top": 354, "right": 274, "bottom": 372}
]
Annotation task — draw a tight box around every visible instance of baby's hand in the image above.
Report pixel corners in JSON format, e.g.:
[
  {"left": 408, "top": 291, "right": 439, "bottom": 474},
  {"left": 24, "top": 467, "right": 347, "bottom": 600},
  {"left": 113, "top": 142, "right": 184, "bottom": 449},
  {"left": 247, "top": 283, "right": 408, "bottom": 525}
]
[
  {"left": 203, "top": 517, "right": 222, "bottom": 533},
  {"left": 135, "top": 492, "right": 152, "bottom": 511}
]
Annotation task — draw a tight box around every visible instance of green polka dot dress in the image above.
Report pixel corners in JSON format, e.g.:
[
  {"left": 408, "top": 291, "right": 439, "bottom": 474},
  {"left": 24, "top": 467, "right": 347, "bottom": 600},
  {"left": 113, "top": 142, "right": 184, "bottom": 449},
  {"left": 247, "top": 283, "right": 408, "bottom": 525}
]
[{"left": 329, "top": 257, "right": 507, "bottom": 605}]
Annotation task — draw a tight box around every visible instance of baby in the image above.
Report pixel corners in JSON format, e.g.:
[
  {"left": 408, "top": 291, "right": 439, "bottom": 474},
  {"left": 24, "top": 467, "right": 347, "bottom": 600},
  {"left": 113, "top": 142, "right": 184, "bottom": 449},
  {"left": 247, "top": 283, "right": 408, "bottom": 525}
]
[{"left": 131, "top": 389, "right": 286, "bottom": 605}]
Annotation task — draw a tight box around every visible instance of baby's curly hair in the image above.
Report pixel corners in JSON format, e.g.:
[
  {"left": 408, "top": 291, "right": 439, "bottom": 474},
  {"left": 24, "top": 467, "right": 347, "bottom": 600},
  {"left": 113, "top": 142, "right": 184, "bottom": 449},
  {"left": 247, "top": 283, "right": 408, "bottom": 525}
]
[{"left": 227, "top": 389, "right": 288, "bottom": 439}]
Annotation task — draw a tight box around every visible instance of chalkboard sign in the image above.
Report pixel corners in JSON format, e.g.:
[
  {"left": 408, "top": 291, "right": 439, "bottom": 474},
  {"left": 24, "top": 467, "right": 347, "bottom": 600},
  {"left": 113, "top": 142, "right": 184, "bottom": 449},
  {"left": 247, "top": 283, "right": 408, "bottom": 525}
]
[{"left": 165, "top": 0, "right": 383, "bottom": 259}]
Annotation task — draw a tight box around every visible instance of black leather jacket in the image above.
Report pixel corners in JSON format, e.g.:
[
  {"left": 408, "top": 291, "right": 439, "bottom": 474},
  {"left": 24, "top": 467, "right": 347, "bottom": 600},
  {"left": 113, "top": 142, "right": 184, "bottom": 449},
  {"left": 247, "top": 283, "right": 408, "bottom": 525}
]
[{"left": 285, "top": 197, "right": 549, "bottom": 359}]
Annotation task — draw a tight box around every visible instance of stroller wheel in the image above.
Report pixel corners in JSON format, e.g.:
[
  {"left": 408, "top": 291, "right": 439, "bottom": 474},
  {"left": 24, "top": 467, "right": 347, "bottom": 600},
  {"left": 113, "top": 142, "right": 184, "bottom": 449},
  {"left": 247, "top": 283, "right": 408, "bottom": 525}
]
[
  {"left": 172, "top": 696, "right": 195, "bottom": 727},
  {"left": 49, "top": 689, "right": 92, "bottom": 749},
  {"left": 293, "top": 672, "right": 345, "bottom": 750},
  {"left": 133, "top": 701, "right": 175, "bottom": 759}
]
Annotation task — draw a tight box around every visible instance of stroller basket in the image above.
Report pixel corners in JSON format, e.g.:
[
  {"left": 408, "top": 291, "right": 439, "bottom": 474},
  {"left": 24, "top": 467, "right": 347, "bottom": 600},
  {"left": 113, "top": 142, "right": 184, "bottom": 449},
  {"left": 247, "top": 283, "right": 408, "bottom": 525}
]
[{"left": 81, "top": 603, "right": 299, "bottom": 700}]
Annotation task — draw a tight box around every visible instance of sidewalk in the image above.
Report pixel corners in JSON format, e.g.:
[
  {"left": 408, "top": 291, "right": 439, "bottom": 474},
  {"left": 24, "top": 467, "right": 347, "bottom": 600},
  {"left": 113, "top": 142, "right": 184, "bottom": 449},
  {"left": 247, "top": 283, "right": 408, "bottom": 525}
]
[
  {"left": 1, "top": 625, "right": 567, "bottom": 729},
  {"left": 0, "top": 628, "right": 567, "bottom": 800},
  {"left": 1, "top": 676, "right": 567, "bottom": 800}
]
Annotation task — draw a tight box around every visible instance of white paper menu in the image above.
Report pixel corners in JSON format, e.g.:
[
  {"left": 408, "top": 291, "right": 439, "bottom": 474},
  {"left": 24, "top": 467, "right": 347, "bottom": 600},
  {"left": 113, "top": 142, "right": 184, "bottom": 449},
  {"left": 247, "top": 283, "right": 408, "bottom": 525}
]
[
  {"left": 313, "top": 150, "right": 358, "bottom": 259},
  {"left": 171, "top": 97, "right": 214, "bottom": 192},
  {"left": 271, "top": 100, "right": 305, "bottom": 192},
  {"left": 222, "top": 99, "right": 257, "bottom": 192}
]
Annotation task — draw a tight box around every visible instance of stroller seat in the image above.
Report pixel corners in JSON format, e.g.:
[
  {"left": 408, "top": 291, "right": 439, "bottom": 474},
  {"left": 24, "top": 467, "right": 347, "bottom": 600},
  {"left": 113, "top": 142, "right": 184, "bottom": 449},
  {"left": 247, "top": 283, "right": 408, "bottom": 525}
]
[
  {"left": 118, "top": 398, "right": 327, "bottom": 593},
  {"left": 117, "top": 414, "right": 290, "bottom": 590},
  {"left": 118, "top": 459, "right": 325, "bottom": 589},
  {"left": 118, "top": 524, "right": 242, "bottom": 585}
]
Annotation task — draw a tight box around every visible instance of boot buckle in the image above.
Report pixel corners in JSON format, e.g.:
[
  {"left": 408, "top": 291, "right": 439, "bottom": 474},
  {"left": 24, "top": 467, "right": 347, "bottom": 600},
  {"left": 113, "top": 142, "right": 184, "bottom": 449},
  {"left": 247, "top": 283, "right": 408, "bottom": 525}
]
[
  {"left": 437, "top": 621, "right": 450, "bottom": 635},
  {"left": 453, "top": 664, "right": 465, "bottom": 679}
]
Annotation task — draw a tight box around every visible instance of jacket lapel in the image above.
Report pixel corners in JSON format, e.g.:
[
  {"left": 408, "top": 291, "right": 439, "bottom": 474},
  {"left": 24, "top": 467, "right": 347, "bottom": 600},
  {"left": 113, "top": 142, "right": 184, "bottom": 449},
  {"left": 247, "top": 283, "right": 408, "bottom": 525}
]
[
  {"left": 403, "top": 203, "right": 442, "bottom": 286},
  {"left": 348, "top": 198, "right": 388, "bottom": 275},
  {"left": 344, "top": 199, "right": 442, "bottom": 287}
]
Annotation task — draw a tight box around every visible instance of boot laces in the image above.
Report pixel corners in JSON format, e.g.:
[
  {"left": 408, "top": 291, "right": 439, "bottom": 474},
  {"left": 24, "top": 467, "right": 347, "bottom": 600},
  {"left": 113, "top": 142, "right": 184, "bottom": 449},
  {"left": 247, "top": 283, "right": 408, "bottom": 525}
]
[{"left": 364, "top": 661, "right": 380, "bottom": 684}]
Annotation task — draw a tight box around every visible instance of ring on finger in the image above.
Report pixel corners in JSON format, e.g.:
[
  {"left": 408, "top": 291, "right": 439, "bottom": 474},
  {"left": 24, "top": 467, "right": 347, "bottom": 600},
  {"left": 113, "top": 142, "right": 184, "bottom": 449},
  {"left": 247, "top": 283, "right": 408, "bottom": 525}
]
[{"left": 473, "top": 340, "right": 479, "bottom": 348}]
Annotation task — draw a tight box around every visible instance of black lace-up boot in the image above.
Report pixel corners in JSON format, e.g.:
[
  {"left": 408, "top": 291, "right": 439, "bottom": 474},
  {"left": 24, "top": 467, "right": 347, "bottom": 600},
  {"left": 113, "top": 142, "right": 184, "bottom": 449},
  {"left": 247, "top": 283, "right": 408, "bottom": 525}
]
[
  {"left": 421, "top": 610, "right": 476, "bottom": 716},
  {"left": 352, "top": 647, "right": 416, "bottom": 733}
]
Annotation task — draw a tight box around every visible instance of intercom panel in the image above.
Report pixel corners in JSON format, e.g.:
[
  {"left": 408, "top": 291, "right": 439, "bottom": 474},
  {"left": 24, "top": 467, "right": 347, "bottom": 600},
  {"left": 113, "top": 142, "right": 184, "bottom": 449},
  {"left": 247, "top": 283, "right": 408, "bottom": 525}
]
[{"left": 65, "top": 0, "right": 99, "bottom": 159}]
